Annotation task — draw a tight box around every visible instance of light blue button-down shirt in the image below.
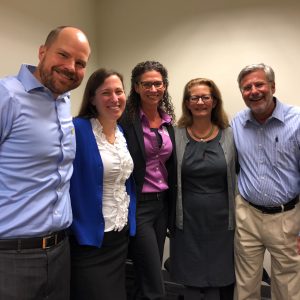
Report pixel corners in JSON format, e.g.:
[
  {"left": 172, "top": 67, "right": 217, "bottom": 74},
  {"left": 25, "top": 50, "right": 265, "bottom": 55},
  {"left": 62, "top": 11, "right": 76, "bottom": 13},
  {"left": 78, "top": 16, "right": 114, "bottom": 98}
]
[
  {"left": 0, "top": 64, "right": 74, "bottom": 238},
  {"left": 231, "top": 98, "right": 300, "bottom": 206}
]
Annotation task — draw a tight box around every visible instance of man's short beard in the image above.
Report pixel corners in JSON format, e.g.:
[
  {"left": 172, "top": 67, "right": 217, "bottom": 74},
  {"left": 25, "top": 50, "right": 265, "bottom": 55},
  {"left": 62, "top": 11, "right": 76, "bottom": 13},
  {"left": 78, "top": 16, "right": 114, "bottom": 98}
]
[{"left": 38, "top": 61, "right": 80, "bottom": 95}]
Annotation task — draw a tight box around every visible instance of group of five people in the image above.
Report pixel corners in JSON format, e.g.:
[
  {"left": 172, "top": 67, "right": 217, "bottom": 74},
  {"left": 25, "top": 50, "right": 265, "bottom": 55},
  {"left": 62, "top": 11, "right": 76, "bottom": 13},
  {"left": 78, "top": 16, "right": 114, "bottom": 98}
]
[{"left": 0, "top": 25, "right": 299, "bottom": 300}]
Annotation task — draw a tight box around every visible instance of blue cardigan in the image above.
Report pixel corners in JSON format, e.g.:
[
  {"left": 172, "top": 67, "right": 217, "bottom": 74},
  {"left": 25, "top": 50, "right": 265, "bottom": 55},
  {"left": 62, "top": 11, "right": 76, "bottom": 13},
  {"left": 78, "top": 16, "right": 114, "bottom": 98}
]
[{"left": 70, "top": 117, "right": 136, "bottom": 247}]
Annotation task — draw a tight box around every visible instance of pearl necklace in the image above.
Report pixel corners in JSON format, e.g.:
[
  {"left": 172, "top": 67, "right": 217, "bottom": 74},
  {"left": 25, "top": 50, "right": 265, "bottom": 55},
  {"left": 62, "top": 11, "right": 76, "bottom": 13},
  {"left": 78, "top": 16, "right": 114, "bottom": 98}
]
[{"left": 189, "top": 125, "right": 215, "bottom": 142}]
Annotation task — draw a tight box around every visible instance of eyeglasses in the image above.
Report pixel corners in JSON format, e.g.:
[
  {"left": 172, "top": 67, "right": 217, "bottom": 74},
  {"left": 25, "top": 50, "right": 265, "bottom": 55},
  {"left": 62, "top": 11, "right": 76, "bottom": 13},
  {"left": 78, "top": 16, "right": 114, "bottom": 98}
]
[
  {"left": 189, "top": 94, "right": 213, "bottom": 103},
  {"left": 139, "top": 81, "right": 164, "bottom": 90},
  {"left": 240, "top": 81, "right": 269, "bottom": 93}
]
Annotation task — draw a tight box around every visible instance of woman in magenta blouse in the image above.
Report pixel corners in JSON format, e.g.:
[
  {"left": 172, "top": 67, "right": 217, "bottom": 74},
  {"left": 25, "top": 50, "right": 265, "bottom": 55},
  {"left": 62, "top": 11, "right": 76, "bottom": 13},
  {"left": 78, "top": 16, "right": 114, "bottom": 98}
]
[{"left": 119, "top": 61, "right": 176, "bottom": 300}]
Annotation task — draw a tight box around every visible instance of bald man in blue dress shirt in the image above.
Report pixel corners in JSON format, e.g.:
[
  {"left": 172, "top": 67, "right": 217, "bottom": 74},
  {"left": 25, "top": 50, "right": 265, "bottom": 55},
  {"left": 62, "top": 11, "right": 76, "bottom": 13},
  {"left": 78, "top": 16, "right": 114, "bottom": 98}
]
[{"left": 0, "top": 26, "right": 90, "bottom": 300}]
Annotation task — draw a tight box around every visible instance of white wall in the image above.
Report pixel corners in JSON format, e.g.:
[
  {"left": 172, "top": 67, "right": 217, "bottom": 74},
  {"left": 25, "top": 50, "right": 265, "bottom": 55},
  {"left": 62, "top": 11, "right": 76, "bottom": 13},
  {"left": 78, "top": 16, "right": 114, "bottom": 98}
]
[
  {"left": 2, "top": 0, "right": 299, "bottom": 115},
  {"left": 96, "top": 0, "right": 300, "bottom": 120},
  {"left": 0, "top": 0, "right": 99, "bottom": 115}
]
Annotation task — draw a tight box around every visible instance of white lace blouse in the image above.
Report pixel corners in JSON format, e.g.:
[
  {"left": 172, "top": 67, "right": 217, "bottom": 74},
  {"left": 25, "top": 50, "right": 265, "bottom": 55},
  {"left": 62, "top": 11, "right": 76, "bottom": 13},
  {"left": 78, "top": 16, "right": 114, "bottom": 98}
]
[{"left": 90, "top": 118, "right": 134, "bottom": 232}]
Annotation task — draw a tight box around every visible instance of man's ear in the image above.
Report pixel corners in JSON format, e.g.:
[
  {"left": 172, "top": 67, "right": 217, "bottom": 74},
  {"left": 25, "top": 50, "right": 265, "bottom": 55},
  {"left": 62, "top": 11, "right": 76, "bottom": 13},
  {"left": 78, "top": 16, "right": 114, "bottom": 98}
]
[
  {"left": 38, "top": 45, "right": 46, "bottom": 61},
  {"left": 271, "top": 81, "right": 276, "bottom": 94}
]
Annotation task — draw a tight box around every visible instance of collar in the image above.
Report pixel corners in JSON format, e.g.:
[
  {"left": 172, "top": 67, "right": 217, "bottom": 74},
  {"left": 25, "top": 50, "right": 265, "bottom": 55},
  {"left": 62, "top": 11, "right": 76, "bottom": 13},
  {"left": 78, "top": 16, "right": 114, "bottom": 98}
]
[
  {"left": 242, "top": 97, "right": 284, "bottom": 127},
  {"left": 17, "top": 64, "right": 44, "bottom": 92},
  {"left": 17, "top": 64, "right": 70, "bottom": 101},
  {"left": 139, "top": 108, "right": 172, "bottom": 125}
]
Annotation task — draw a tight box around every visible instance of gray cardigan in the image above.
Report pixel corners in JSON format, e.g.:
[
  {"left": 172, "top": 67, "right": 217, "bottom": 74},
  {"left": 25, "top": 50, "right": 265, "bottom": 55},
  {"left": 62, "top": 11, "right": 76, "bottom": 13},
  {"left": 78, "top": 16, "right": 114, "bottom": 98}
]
[{"left": 175, "top": 126, "right": 237, "bottom": 230}]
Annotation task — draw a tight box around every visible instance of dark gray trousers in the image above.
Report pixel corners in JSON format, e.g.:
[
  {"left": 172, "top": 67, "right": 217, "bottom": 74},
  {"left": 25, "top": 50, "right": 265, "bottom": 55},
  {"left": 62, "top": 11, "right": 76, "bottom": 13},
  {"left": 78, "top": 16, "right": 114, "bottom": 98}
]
[{"left": 0, "top": 238, "right": 70, "bottom": 300}]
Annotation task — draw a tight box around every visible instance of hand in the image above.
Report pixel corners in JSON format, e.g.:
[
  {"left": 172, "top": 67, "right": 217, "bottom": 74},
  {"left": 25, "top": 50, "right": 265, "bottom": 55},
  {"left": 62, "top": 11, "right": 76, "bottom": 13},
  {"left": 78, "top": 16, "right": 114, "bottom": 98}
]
[
  {"left": 297, "top": 236, "right": 300, "bottom": 255},
  {"left": 166, "top": 229, "right": 173, "bottom": 239}
]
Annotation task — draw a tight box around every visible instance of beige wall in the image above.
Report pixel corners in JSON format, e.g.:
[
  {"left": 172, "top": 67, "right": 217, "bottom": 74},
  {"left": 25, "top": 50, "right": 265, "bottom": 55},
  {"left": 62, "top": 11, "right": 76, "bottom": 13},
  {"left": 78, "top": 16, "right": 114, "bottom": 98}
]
[
  {"left": 96, "top": 0, "right": 300, "bottom": 120},
  {"left": 1, "top": 0, "right": 299, "bottom": 116},
  {"left": 0, "top": 0, "right": 99, "bottom": 115}
]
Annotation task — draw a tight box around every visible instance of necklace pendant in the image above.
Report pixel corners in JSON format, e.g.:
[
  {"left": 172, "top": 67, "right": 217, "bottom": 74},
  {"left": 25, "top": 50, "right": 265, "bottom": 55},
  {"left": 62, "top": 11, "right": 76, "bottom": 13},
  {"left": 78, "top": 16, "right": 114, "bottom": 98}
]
[{"left": 189, "top": 124, "right": 215, "bottom": 142}]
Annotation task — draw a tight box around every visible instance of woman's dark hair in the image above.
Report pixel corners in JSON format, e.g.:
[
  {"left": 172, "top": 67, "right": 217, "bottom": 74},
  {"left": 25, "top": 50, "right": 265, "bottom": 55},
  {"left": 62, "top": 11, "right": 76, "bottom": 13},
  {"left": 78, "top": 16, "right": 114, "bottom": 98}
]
[
  {"left": 125, "top": 61, "right": 175, "bottom": 122},
  {"left": 77, "top": 68, "right": 124, "bottom": 118}
]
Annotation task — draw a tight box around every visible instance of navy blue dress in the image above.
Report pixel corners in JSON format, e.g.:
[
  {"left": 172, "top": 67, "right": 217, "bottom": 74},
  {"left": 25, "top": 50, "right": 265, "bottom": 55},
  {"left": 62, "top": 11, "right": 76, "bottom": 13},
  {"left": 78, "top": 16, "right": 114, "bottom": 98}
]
[{"left": 170, "top": 130, "right": 235, "bottom": 287}]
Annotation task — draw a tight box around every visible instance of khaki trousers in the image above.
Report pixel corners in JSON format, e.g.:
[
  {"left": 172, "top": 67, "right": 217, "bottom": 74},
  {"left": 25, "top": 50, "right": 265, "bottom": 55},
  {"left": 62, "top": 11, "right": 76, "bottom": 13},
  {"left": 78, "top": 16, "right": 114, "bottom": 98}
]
[{"left": 234, "top": 195, "right": 300, "bottom": 300}]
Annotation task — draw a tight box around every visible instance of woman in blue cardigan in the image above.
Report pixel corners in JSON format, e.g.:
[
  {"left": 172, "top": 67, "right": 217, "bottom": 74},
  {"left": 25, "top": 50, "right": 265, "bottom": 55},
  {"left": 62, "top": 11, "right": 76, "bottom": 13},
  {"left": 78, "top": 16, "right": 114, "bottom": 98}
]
[{"left": 69, "top": 68, "right": 136, "bottom": 300}]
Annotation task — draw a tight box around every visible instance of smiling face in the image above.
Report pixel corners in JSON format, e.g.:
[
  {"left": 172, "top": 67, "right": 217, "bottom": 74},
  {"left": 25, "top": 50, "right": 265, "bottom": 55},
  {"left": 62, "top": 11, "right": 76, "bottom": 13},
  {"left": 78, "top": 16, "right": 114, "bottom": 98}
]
[
  {"left": 240, "top": 70, "right": 276, "bottom": 123},
  {"left": 134, "top": 70, "right": 166, "bottom": 110},
  {"left": 35, "top": 27, "right": 90, "bottom": 98},
  {"left": 186, "top": 84, "right": 216, "bottom": 120},
  {"left": 92, "top": 75, "right": 126, "bottom": 123}
]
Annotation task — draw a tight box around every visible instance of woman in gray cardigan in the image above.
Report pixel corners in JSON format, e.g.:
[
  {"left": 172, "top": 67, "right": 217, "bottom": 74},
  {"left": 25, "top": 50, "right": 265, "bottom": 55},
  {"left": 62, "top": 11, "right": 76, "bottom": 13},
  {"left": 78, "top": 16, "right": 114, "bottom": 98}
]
[{"left": 170, "top": 78, "right": 237, "bottom": 300}]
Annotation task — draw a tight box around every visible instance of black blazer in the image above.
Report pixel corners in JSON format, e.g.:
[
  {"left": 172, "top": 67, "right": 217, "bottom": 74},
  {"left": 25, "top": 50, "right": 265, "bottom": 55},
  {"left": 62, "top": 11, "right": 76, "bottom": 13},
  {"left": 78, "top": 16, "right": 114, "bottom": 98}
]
[{"left": 119, "top": 111, "right": 177, "bottom": 232}]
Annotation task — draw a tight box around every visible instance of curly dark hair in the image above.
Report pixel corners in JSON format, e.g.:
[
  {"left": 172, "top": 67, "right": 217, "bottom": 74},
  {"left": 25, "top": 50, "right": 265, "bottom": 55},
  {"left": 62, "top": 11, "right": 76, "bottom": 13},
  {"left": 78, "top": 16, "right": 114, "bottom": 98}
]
[{"left": 125, "top": 61, "right": 175, "bottom": 123}]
